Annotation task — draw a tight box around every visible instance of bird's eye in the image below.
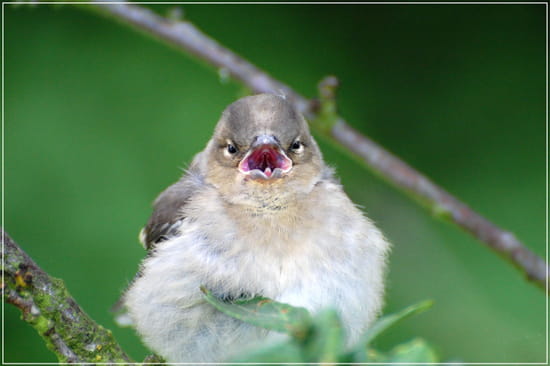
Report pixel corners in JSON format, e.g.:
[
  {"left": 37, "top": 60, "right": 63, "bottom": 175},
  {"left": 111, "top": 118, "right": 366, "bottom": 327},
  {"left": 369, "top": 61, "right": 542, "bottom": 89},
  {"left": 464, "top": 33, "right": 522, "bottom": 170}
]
[
  {"left": 290, "top": 141, "right": 303, "bottom": 152},
  {"left": 227, "top": 144, "right": 238, "bottom": 154}
]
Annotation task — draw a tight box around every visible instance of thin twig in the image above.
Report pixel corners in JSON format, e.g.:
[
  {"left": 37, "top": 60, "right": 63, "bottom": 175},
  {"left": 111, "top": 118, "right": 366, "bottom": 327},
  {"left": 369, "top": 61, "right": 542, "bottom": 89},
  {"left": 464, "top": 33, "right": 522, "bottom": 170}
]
[
  {"left": 1, "top": 228, "right": 133, "bottom": 364},
  {"left": 88, "top": 3, "right": 547, "bottom": 291}
]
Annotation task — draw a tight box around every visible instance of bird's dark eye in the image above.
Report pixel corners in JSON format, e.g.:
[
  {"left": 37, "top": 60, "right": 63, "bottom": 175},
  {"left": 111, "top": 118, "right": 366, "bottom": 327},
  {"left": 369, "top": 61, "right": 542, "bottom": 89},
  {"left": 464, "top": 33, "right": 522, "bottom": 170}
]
[
  {"left": 227, "top": 144, "right": 238, "bottom": 154},
  {"left": 290, "top": 141, "right": 302, "bottom": 151}
]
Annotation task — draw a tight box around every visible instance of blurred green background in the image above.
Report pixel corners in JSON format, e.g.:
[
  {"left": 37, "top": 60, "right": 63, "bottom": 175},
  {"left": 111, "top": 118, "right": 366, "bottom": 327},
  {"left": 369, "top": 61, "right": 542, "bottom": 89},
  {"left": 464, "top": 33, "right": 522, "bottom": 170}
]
[{"left": 2, "top": 3, "right": 546, "bottom": 363}]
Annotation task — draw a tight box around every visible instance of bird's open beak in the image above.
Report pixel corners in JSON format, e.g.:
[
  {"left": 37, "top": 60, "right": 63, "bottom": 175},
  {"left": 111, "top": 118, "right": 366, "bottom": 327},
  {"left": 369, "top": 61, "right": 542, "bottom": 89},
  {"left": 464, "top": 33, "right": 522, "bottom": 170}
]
[{"left": 238, "top": 135, "right": 292, "bottom": 180}]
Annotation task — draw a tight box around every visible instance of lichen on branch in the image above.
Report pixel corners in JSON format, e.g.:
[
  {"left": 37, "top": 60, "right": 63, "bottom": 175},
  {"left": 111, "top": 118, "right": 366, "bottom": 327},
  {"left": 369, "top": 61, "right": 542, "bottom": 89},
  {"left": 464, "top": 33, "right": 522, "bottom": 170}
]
[{"left": 1, "top": 228, "right": 132, "bottom": 364}]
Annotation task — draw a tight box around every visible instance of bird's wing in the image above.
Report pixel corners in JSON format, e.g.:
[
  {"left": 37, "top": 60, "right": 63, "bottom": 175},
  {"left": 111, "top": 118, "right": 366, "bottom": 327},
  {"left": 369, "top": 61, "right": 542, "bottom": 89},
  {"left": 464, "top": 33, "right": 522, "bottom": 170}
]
[{"left": 141, "top": 167, "right": 205, "bottom": 250}]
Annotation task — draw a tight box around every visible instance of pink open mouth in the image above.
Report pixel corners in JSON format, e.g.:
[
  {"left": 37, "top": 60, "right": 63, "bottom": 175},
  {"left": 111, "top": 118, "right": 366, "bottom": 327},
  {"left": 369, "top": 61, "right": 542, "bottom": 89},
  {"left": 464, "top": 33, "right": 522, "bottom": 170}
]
[{"left": 238, "top": 145, "right": 292, "bottom": 180}]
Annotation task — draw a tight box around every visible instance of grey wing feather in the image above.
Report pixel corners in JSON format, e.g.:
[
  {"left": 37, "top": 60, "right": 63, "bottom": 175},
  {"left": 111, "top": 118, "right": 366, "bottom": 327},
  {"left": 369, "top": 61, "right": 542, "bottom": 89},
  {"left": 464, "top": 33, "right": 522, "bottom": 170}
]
[{"left": 141, "top": 166, "right": 205, "bottom": 250}]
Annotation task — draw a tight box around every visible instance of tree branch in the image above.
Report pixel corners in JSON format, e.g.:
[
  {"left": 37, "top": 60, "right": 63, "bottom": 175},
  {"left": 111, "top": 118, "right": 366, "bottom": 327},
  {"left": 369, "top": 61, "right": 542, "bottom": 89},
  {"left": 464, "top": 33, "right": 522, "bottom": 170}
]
[
  {"left": 1, "top": 228, "right": 133, "bottom": 364},
  {"left": 87, "top": 3, "right": 548, "bottom": 292}
]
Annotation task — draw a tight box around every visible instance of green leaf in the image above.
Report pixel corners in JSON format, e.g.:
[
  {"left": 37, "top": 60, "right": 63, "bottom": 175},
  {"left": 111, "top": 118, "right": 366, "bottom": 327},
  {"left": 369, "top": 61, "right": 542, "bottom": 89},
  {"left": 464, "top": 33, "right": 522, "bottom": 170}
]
[
  {"left": 346, "top": 300, "right": 433, "bottom": 362},
  {"left": 366, "top": 338, "right": 439, "bottom": 363},
  {"left": 202, "top": 288, "right": 435, "bottom": 364},
  {"left": 302, "top": 309, "right": 344, "bottom": 363},
  {"left": 386, "top": 338, "right": 438, "bottom": 362},
  {"left": 229, "top": 340, "right": 305, "bottom": 364},
  {"left": 361, "top": 300, "right": 433, "bottom": 345},
  {"left": 200, "top": 286, "right": 312, "bottom": 338}
]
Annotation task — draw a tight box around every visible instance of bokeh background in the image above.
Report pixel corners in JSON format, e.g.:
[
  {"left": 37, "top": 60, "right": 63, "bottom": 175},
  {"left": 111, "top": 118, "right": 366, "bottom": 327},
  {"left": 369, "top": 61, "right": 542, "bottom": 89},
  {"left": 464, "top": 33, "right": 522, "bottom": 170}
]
[{"left": 2, "top": 3, "right": 546, "bottom": 363}]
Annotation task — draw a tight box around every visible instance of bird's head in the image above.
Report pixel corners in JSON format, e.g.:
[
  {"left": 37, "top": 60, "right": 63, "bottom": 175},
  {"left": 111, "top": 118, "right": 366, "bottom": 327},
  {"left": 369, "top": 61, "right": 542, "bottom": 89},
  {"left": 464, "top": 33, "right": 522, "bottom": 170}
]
[{"left": 201, "top": 94, "right": 324, "bottom": 207}]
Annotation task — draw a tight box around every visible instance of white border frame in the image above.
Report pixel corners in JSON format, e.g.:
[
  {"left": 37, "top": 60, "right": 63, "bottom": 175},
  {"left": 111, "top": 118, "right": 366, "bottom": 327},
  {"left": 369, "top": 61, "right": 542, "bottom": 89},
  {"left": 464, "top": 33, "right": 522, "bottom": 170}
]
[{"left": 1, "top": 2, "right": 548, "bottom": 365}]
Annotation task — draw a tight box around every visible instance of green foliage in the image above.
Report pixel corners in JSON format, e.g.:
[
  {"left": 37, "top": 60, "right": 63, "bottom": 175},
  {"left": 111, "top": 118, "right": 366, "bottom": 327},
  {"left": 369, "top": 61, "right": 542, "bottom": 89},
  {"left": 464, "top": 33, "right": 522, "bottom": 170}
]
[
  {"left": 202, "top": 288, "right": 436, "bottom": 363},
  {"left": 300, "top": 309, "right": 344, "bottom": 363},
  {"left": 355, "top": 299, "right": 434, "bottom": 346},
  {"left": 201, "top": 286, "right": 312, "bottom": 338},
  {"left": 366, "top": 338, "right": 439, "bottom": 363}
]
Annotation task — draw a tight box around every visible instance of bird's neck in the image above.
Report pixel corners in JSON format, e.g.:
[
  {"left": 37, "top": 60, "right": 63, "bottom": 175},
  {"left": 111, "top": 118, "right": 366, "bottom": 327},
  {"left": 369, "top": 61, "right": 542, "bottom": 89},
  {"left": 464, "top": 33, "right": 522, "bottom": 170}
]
[
  {"left": 223, "top": 188, "right": 308, "bottom": 249},
  {"left": 226, "top": 183, "right": 302, "bottom": 216}
]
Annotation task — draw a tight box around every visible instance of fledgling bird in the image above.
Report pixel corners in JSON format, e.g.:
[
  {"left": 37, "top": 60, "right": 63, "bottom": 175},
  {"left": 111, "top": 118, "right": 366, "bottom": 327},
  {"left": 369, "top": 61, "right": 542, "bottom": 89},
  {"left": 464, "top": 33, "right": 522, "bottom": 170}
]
[{"left": 122, "top": 94, "right": 390, "bottom": 363}]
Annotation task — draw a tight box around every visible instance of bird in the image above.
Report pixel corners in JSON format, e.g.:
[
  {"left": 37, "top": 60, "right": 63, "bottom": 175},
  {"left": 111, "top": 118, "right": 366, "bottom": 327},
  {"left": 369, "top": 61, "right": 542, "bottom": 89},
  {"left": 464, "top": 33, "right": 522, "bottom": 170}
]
[{"left": 121, "top": 93, "right": 390, "bottom": 363}]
